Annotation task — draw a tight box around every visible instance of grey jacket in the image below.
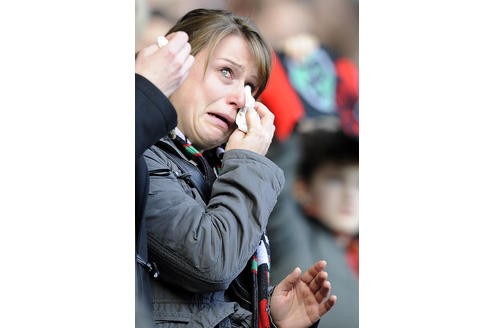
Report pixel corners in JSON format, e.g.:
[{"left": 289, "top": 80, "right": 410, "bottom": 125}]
[{"left": 143, "top": 137, "right": 284, "bottom": 327}]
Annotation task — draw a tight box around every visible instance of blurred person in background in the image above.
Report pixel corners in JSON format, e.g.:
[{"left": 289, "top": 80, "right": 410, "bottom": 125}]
[
  {"left": 311, "top": 0, "right": 359, "bottom": 65},
  {"left": 254, "top": 0, "right": 359, "bottom": 140},
  {"left": 143, "top": 8, "right": 337, "bottom": 328},
  {"left": 270, "top": 119, "right": 359, "bottom": 328}
]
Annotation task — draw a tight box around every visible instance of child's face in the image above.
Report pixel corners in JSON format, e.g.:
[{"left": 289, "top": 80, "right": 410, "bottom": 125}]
[{"left": 305, "top": 162, "right": 359, "bottom": 236}]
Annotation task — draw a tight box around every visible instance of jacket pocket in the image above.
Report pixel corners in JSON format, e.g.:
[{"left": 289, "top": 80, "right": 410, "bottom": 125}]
[{"left": 154, "top": 312, "right": 191, "bottom": 327}]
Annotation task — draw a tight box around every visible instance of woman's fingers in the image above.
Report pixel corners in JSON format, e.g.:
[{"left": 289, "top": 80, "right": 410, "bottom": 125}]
[{"left": 301, "top": 260, "right": 327, "bottom": 285}]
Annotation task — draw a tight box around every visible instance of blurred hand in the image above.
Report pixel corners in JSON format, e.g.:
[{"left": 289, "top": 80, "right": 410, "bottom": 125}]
[
  {"left": 135, "top": 31, "right": 194, "bottom": 97},
  {"left": 270, "top": 260, "right": 337, "bottom": 328},
  {"left": 225, "top": 102, "right": 275, "bottom": 156}
]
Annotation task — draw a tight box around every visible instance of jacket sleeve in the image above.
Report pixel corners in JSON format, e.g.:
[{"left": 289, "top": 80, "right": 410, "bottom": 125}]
[
  {"left": 135, "top": 74, "right": 177, "bottom": 159},
  {"left": 144, "top": 147, "right": 285, "bottom": 293}
]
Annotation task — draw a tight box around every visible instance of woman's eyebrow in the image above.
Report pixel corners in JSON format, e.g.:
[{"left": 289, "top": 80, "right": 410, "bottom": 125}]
[
  {"left": 218, "top": 58, "right": 244, "bottom": 71},
  {"left": 217, "top": 58, "right": 258, "bottom": 84}
]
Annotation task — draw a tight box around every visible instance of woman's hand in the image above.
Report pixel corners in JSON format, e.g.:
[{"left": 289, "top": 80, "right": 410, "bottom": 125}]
[
  {"left": 225, "top": 101, "right": 275, "bottom": 156},
  {"left": 135, "top": 31, "right": 195, "bottom": 97},
  {"left": 270, "top": 260, "right": 337, "bottom": 328}
]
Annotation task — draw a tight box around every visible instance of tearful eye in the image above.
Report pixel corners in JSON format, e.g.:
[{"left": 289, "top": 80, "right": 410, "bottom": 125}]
[{"left": 221, "top": 68, "right": 232, "bottom": 79}]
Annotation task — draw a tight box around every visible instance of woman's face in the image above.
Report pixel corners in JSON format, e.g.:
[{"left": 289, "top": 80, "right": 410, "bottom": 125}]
[{"left": 169, "top": 34, "right": 259, "bottom": 150}]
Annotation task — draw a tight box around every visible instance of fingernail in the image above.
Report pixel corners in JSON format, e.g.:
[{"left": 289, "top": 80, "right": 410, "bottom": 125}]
[{"left": 157, "top": 36, "right": 168, "bottom": 48}]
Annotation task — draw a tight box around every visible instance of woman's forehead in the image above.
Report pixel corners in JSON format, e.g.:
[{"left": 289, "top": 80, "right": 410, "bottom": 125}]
[
  {"left": 207, "top": 35, "right": 258, "bottom": 71},
  {"left": 213, "top": 35, "right": 253, "bottom": 60}
]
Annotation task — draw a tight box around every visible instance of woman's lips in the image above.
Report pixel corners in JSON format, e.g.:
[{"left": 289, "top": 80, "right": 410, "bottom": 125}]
[{"left": 208, "top": 112, "right": 233, "bottom": 130}]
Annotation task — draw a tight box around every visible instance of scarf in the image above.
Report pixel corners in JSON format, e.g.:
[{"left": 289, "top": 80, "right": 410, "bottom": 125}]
[
  {"left": 251, "top": 234, "right": 271, "bottom": 328},
  {"left": 171, "top": 130, "right": 271, "bottom": 328}
]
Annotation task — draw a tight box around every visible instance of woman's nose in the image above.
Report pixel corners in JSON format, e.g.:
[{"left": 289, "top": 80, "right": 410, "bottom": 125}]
[{"left": 227, "top": 84, "right": 246, "bottom": 109}]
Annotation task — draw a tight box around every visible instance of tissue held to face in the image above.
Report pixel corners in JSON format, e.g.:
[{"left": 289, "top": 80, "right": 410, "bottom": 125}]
[
  {"left": 169, "top": 34, "right": 259, "bottom": 151},
  {"left": 234, "top": 85, "right": 255, "bottom": 133},
  {"left": 303, "top": 163, "right": 359, "bottom": 236}
]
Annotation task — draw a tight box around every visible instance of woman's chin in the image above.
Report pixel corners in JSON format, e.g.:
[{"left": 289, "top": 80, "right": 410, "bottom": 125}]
[{"left": 198, "top": 134, "right": 228, "bottom": 150}]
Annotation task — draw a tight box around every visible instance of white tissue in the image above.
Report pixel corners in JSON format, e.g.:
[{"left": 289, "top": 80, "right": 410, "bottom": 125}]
[
  {"left": 157, "top": 36, "right": 168, "bottom": 48},
  {"left": 236, "top": 85, "right": 255, "bottom": 133}
]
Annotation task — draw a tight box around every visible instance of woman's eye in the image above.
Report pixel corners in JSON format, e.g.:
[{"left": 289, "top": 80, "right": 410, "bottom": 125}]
[{"left": 221, "top": 68, "right": 232, "bottom": 79}]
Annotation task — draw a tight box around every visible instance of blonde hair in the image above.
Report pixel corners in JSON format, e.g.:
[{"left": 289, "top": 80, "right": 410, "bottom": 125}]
[{"left": 166, "top": 8, "right": 272, "bottom": 98}]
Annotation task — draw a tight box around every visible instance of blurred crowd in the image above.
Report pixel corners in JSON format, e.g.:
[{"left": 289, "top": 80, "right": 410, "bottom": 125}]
[
  {"left": 136, "top": 0, "right": 358, "bottom": 64},
  {"left": 136, "top": 1, "right": 359, "bottom": 327}
]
